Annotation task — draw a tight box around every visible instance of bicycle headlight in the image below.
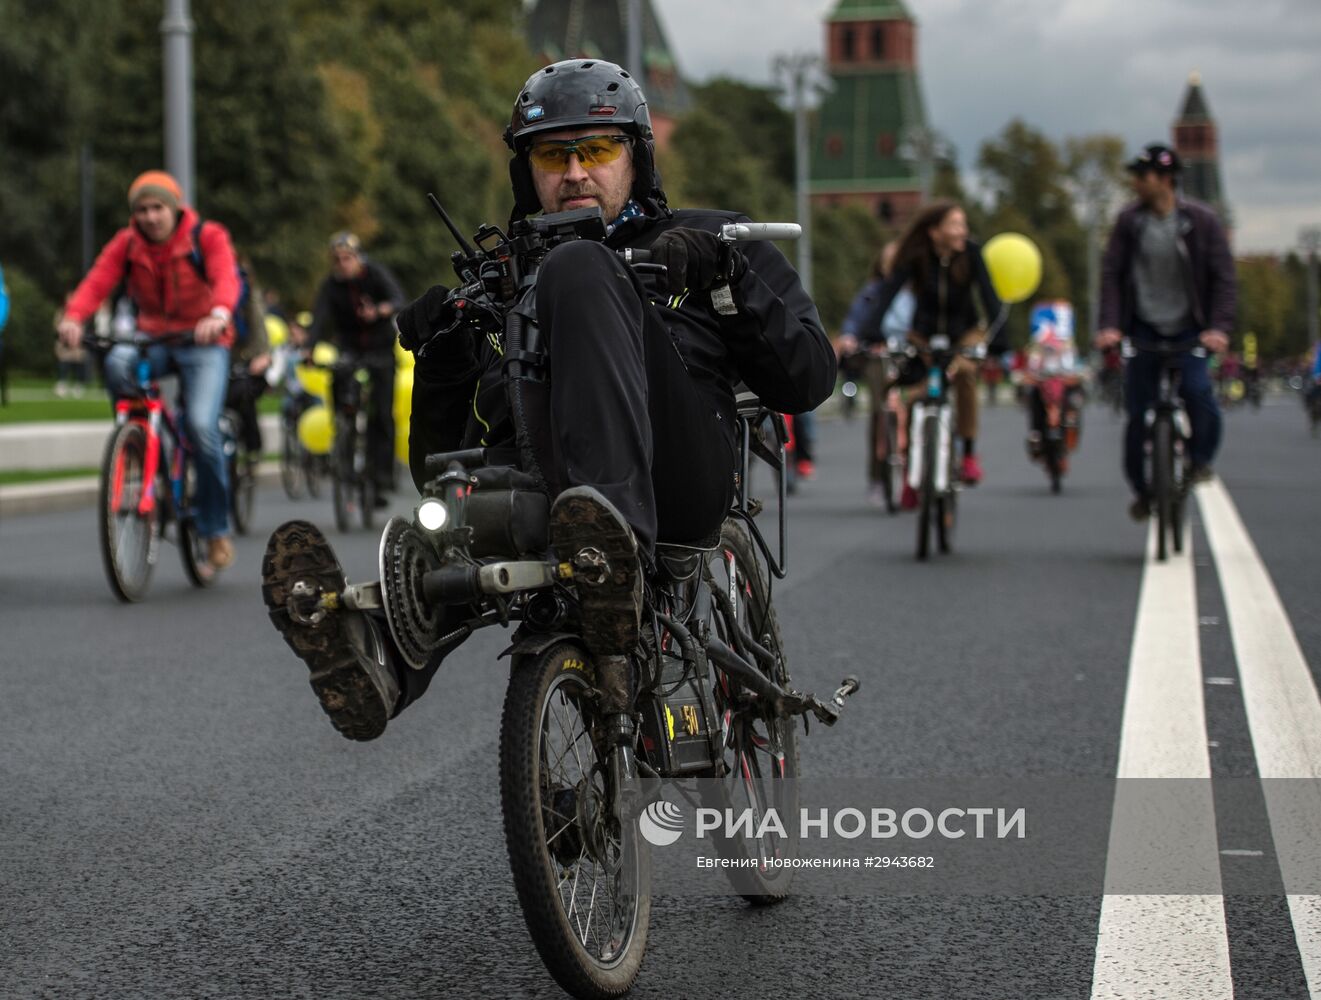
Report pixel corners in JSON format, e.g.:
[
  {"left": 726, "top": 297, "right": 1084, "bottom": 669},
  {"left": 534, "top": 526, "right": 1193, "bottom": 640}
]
[{"left": 416, "top": 499, "right": 449, "bottom": 532}]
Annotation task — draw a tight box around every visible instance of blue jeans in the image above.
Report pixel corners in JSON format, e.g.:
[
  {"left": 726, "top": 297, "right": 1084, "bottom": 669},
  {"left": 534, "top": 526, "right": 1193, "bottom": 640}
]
[
  {"left": 104, "top": 341, "right": 232, "bottom": 538},
  {"left": 1123, "top": 324, "right": 1221, "bottom": 498}
]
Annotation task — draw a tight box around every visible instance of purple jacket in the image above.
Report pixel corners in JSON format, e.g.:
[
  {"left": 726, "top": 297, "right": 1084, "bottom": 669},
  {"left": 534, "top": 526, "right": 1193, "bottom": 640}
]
[{"left": 1098, "top": 197, "right": 1236, "bottom": 335}]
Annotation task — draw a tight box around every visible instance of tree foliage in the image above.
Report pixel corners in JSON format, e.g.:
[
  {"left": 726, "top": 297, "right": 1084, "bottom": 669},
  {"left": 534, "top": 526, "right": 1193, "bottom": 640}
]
[
  {"left": 0, "top": 0, "right": 536, "bottom": 361},
  {"left": 2, "top": 5, "right": 1309, "bottom": 374}
]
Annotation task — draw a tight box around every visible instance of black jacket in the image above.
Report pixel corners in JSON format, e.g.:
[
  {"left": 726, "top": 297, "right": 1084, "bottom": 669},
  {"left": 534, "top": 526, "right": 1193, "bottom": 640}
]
[
  {"left": 1098, "top": 197, "right": 1236, "bottom": 336},
  {"left": 310, "top": 258, "right": 407, "bottom": 356},
  {"left": 408, "top": 207, "right": 836, "bottom": 489},
  {"left": 859, "top": 239, "right": 1005, "bottom": 350}
]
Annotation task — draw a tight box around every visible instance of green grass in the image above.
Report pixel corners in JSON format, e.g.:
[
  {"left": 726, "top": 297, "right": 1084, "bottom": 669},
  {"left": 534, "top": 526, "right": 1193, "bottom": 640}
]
[
  {"left": 0, "top": 397, "right": 114, "bottom": 423},
  {"left": 0, "top": 466, "right": 98, "bottom": 485},
  {"left": 0, "top": 383, "right": 282, "bottom": 423}
]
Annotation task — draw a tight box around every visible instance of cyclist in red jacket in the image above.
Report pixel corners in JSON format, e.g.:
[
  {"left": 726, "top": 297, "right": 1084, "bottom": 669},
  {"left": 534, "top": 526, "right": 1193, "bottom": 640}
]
[{"left": 58, "top": 170, "right": 241, "bottom": 571}]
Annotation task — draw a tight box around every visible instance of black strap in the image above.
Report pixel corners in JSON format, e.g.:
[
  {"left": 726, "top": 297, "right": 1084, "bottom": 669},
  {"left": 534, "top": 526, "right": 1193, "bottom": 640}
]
[{"left": 122, "top": 219, "right": 208, "bottom": 283}]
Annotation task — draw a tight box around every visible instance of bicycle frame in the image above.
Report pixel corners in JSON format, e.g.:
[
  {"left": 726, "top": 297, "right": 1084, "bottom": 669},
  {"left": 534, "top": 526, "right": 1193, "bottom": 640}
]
[
  {"left": 108, "top": 348, "right": 190, "bottom": 520},
  {"left": 907, "top": 343, "right": 958, "bottom": 495}
]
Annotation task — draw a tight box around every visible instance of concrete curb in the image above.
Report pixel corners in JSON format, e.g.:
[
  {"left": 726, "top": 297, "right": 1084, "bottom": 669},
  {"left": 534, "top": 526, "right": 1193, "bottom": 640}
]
[{"left": 0, "top": 463, "right": 285, "bottom": 518}]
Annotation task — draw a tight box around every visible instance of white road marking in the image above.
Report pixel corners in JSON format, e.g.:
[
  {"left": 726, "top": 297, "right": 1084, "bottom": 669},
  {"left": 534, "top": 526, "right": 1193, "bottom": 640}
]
[
  {"left": 1199, "top": 477, "right": 1321, "bottom": 997},
  {"left": 1090, "top": 525, "right": 1233, "bottom": 999}
]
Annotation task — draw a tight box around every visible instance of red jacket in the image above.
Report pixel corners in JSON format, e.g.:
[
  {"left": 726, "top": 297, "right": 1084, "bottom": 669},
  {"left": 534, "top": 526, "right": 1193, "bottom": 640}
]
[{"left": 65, "top": 206, "right": 241, "bottom": 348}]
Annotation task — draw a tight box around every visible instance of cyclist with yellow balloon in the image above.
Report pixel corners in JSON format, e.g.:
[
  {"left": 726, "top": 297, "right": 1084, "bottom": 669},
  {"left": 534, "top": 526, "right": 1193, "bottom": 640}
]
[{"left": 856, "top": 201, "right": 1036, "bottom": 498}]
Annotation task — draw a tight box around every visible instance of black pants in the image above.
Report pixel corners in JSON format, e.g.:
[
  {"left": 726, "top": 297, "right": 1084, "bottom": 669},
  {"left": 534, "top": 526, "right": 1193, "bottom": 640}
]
[
  {"left": 396, "top": 239, "right": 736, "bottom": 711},
  {"left": 333, "top": 356, "right": 396, "bottom": 492},
  {"left": 537, "top": 239, "right": 736, "bottom": 552},
  {"left": 224, "top": 372, "right": 266, "bottom": 455}
]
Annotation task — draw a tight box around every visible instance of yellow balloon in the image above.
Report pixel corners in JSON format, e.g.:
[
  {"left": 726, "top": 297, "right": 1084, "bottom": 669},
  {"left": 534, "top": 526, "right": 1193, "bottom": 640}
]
[
  {"left": 310, "top": 341, "right": 339, "bottom": 366},
  {"left": 297, "top": 405, "right": 333, "bottom": 455},
  {"left": 394, "top": 366, "right": 414, "bottom": 463},
  {"left": 394, "top": 336, "right": 414, "bottom": 369},
  {"left": 983, "top": 232, "right": 1043, "bottom": 304},
  {"left": 264, "top": 313, "right": 289, "bottom": 348},
  {"left": 295, "top": 364, "right": 332, "bottom": 403}
]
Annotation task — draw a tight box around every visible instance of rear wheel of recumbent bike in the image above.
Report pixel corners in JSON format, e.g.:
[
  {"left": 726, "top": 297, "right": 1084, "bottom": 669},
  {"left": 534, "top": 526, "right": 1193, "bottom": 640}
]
[
  {"left": 701, "top": 519, "right": 801, "bottom": 904},
  {"left": 500, "top": 641, "right": 651, "bottom": 1000},
  {"left": 98, "top": 421, "right": 161, "bottom": 603}
]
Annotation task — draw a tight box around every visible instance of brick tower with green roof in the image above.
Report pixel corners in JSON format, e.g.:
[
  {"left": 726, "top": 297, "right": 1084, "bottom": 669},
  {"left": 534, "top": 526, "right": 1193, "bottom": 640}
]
[
  {"left": 810, "top": 0, "right": 929, "bottom": 228},
  {"left": 524, "top": 0, "right": 691, "bottom": 148},
  {"left": 1172, "top": 71, "right": 1231, "bottom": 231}
]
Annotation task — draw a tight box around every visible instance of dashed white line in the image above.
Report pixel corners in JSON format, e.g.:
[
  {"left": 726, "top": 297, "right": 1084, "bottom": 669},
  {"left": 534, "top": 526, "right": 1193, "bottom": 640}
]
[
  {"left": 1090, "top": 525, "right": 1233, "bottom": 999},
  {"left": 1199, "top": 477, "right": 1321, "bottom": 997}
]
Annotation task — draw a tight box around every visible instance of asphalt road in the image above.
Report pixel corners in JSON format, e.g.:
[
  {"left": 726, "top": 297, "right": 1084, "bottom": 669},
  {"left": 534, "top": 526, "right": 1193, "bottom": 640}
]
[{"left": 2, "top": 391, "right": 1318, "bottom": 999}]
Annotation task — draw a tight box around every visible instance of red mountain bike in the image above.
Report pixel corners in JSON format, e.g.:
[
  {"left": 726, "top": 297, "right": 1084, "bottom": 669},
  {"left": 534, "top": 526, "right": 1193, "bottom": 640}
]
[{"left": 96, "top": 332, "right": 223, "bottom": 601}]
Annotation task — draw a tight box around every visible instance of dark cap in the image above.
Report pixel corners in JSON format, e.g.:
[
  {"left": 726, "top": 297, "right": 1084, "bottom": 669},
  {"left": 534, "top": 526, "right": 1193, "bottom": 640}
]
[{"left": 1126, "top": 143, "right": 1182, "bottom": 175}]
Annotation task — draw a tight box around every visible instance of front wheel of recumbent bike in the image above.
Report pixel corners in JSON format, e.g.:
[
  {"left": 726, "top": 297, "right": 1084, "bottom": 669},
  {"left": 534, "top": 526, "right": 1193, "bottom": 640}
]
[
  {"left": 98, "top": 421, "right": 162, "bottom": 602},
  {"left": 500, "top": 641, "right": 651, "bottom": 1000},
  {"left": 701, "top": 519, "right": 802, "bottom": 904}
]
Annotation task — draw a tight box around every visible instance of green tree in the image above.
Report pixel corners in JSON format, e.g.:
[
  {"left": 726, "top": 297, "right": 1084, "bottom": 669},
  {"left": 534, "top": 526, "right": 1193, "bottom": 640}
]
[
  {"left": 291, "top": 0, "right": 537, "bottom": 297},
  {"left": 669, "top": 79, "right": 793, "bottom": 220},
  {"left": 810, "top": 203, "right": 885, "bottom": 331}
]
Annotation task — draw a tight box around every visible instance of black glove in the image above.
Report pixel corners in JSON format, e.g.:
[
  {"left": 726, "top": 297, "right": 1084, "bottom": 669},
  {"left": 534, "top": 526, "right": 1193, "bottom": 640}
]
[
  {"left": 395, "top": 284, "right": 459, "bottom": 354},
  {"left": 648, "top": 228, "right": 746, "bottom": 298}
]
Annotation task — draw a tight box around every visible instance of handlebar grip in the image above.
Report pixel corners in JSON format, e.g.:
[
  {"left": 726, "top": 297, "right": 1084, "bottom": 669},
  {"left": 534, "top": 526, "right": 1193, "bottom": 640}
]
[
  {"left": 619, "top": 247, "right": 652, "bottom": 264},
  {"left": 720, "top": 223, "right": 802, "bottom": 243}
]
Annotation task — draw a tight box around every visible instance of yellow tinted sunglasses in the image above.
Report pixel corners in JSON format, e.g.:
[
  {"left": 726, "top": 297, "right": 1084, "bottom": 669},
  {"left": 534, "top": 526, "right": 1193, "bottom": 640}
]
[{"left": 527, "top": 134, "right": 632, "bottom": 172}]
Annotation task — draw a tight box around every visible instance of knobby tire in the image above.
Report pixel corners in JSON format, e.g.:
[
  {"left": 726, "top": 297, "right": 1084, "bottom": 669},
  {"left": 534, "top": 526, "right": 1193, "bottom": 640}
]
[{"left": 500, "top": 641, "right": 650, "bottom": 1000}]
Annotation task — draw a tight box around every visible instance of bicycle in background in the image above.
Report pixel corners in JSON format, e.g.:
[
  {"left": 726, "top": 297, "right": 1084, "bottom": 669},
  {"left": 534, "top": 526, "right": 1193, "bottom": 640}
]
[
  {"left": 1128, "top": 338, "right": 1201, "bottom": 561},
  {"left": 94, "top": 332, "right": 221, "bottom": 601},
  {"left": 907, "top": 334, "right": 985, "bottom": 560}
]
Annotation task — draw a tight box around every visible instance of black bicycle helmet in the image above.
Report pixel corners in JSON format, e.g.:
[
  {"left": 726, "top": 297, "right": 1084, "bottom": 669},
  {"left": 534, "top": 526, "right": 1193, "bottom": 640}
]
[{"left": 504, "top": 59, "right": 668, "bottom": 220}]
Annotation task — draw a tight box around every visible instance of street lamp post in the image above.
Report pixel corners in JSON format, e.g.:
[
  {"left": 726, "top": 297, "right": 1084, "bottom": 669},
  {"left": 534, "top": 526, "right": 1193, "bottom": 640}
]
[
  {"left": 898, "top": 124, "right": 949, "bottom": 204},
  {"left": 626, "top": 0, "right": 643, "bottom": 84},
  {"left": 1302, "top": 227, "right": 1321, "bottom": 348},
  {"left": 774, "top": 54, "right": 818, "bottom": 296},
  {"left": 161, "top": 0, "right": 195, "bottom": 204}
]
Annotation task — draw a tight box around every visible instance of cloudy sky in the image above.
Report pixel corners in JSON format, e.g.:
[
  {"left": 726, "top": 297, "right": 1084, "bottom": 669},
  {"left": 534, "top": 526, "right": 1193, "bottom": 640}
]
[{"left": 652, "top": 0, "right": 1320, "bottom": 253}]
